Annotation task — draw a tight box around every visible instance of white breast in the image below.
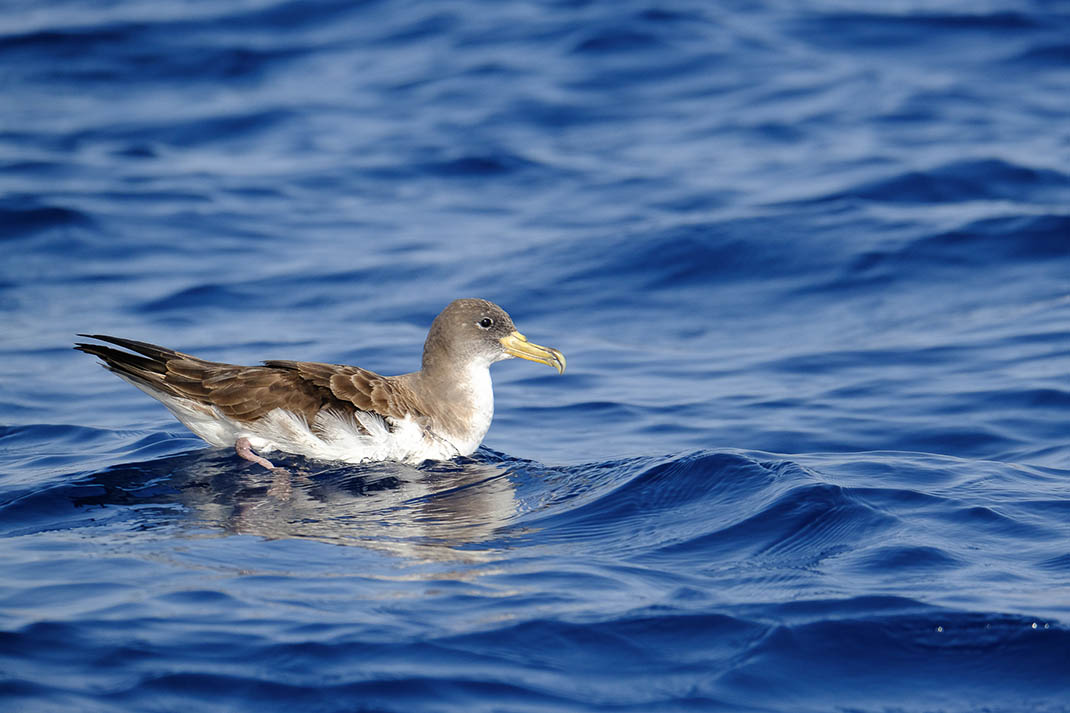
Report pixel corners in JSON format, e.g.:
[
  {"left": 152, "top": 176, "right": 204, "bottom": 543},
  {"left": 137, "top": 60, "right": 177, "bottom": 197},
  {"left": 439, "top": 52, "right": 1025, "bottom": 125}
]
[{"left": 434, "top": 361, "right": 494, "bottom": 456}]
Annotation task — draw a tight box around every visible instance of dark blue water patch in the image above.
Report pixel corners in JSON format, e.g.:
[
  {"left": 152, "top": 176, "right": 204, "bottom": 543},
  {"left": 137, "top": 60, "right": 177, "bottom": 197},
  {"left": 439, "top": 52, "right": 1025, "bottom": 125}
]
[
  {"left": 131, "top": 259, "right": 460, "bottom": 316},
  {"left": 575, "top": 452, "right": 783, "bottom": 519},
  {"left": 718, "top": 613, "right": 1069, "bottom": 711},
  {"left": 374, "top": 10, "right": 460, "bottom": 46},
  {"left": 929, "top": 502, "right": 1059, "bottom": 541},
  {"left": 143, "top": 45, "right": 314, "bottom": 83},
  {"left": 417, "top": 149, "right": 546, "bottom": 178},
  {"left": 962, "top": 386, "right": 1070, "bottom": 411},
  {"left": 439, "top": 611, "right": 770, "bottom": 699},
  {"left": 499, "top": 401, "right": 645, "bottom": 434},
  {"left": 649, "top": 479, "right": 896, "bottom": 564},
  {"left": 65, "top": 108, "right": 300, "bottom": 149},
  {"left": 882, "top": 425, "right": 1023, "bottom": 461},
  {"left": 844, "top": 544, "right": 964, "bottom": 573},
  {"left": 0, "top": 196, "right": 228, "bottom": 264},
  {"left": 6, "top": 28, "right": 314, "bottom": 85},
  {"left": 766, "top": 343, "right": 969, "bottom": 373},
  {"left": 508, "top": 451, "right": 905, "bottom": 568},
  {"left": 228, "top": 0, "right": 379, "bottom": 32},
  {"left": 135, "top": 283, "right": 267, "bottom": 314},
  {"left": 91, "top": 188, "right": 214, "bottom": 207},
  {"left": 0, "top": 423, "right": 117, "bottom": 450},
  {"left": 1036, "top": 552, "right": 1070, "bottom": 572},
  {"left": 742, "top": 593, "right": 939, "bottom": 625},
  {"left": 0, "top": 158, "right": 73, "bottom": 177},
  {"left": 1013, "top": 41, "right": 1070, "bottom": 65},
  {"left": 804, "top": 159, "right": 1070, "bottom": 205},
  {"left": 789, "top": 10, "right": 1044, "bottom": 53},
  {"left": 3, "top": 598, "right": 1064, "bottom": 712},
  {"left": 0, "top": 481, "right": 160, "bottom": 539},
  {"left": 848, "top": 485, "right": 960, "bottom": 520},
  {"left": 110, "top": 142, "right": 160, "bottom": 159},
  {"left": 0, "top": 201, "right": 96, "bottom": 240},
  {"left": 0, "top": 22, "right": 139, "bottom": 59},
  {"left": 563, "top": 49, "right": 738, "bottom": 97},
  {"left": 570, "top": 26, "right": 668, "bottom": 55},
  {"left": 0, "top": 2, "right": 374, "bottom": 85},
  {"left": 118, "top": 674, "right": 572, "bottom": 713},
  {"left": 943, "top": 213, "right": 1070, "bottom": 258},
  {"left": 803, "top": 212, "right": 1070, "bottom": 295},
  {"left": 489, "top": 95, "right": 629, "bottom": 129},
  {"left": 563, "top": 217, "right": 831, "bottom": 291}
]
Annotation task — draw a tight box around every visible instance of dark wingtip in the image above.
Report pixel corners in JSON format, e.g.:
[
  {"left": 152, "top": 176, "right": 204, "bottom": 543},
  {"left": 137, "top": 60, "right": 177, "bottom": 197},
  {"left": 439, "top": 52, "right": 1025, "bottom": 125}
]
[
  {"left": 70, "top": 334, "right": 184, "bottom": 362},
  {"left": 75, "top": 334, "right": 110, "bottom": 347},
  {"left": 74, "top": 334, "right": 107, "bottom": 354},
  {"left": 73, "top": 337, "right": 172, "bottom": 378}
]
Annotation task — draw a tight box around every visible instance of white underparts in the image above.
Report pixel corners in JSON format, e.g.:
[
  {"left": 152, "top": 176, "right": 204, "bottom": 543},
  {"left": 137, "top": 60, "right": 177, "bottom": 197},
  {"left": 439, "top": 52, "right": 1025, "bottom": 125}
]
[{"left": 444, "top": 359, "right": 495, "bottom": 455}]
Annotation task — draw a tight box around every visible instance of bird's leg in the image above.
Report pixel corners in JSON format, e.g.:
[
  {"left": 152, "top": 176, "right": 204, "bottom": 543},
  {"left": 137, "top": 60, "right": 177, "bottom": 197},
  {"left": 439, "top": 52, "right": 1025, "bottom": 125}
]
[{"left": 235, "top": 437, "right": 276, "bottom": 470}]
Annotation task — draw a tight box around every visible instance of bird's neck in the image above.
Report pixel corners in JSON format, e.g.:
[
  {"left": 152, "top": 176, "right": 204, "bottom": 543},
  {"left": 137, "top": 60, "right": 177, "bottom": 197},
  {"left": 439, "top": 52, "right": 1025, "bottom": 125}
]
[{"left": 410, "top": 362, "right": 495, "bottom": 452}]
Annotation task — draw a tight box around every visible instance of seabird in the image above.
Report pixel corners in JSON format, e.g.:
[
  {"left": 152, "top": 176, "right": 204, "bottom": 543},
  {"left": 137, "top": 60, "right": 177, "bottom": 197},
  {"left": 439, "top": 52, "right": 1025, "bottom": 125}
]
[{"left": 75, "top": 298, "right": 565, "bottom": 469}]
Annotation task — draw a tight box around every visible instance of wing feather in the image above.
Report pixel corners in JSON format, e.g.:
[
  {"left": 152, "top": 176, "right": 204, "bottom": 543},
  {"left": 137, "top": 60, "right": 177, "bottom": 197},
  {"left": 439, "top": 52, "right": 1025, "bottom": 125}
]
[
  {"left": 77, "top": 337, "right": 427, "bottom": 428},
  {"left": 264, "top": 360, "right": 426, "bottom": 423}
]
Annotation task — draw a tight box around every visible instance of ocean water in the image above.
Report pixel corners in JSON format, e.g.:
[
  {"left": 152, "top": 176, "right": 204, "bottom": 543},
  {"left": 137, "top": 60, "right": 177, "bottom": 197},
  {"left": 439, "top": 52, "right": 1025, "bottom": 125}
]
[{"left": 2, "top": 0, "right": 1070, "bottom": 711}]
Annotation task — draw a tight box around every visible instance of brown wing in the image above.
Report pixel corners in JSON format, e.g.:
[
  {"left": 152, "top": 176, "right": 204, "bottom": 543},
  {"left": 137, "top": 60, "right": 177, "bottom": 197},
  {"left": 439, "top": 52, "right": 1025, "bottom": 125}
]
[
  {"left": 76, "top": 335, "right": 427, "bottom": 427},
  {"left": 263, "top": 360, "right": 428, "bottom": 423},
  {"left": 76, "top": 335, "right": 329, "bottom": 422}
]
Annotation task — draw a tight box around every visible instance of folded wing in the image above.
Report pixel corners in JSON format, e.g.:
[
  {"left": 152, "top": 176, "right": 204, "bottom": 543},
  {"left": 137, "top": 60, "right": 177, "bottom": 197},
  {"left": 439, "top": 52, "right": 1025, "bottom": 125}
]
[{"left": 75, "top": 335, "right": 423, "bottom": 428}]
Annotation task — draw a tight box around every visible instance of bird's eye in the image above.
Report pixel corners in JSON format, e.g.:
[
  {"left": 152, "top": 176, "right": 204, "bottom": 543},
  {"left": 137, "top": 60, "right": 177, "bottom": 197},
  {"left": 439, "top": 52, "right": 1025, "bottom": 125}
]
[{"left": 478, "top": 318, "right": 493, "bottom": 329}]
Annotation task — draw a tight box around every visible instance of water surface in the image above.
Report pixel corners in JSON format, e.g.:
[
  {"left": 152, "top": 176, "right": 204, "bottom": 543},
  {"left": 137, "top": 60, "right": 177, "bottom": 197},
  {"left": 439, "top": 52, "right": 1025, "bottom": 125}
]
[{"left": 2, "top": 1, "right": 1069, "bottom": 711}]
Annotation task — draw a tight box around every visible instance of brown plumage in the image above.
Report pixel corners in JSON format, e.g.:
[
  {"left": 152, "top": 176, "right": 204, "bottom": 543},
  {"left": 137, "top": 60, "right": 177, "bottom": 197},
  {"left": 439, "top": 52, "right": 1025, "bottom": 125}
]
[{"left": 74, "top": 335, "right": 424, "bottom": 426}]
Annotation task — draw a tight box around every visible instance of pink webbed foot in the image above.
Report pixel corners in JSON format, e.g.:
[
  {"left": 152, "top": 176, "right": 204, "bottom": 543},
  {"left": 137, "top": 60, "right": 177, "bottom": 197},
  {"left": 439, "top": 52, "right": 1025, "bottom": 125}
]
[{"left": 235, "top": 437, "right": 278, "bottom": 471}]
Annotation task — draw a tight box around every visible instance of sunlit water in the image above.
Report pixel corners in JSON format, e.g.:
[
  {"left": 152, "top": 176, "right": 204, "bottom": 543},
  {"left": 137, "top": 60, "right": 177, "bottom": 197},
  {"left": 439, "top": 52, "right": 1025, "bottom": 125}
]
[{"left": 2, "top": 1, "right": 1069, "bottom": 711}]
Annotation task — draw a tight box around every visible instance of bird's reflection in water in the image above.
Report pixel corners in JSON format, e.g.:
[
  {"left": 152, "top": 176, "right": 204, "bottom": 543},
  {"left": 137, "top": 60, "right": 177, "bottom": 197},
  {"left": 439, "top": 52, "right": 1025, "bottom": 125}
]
[{"left": 73, "top": 449, "right": 520, "bottom": 563}]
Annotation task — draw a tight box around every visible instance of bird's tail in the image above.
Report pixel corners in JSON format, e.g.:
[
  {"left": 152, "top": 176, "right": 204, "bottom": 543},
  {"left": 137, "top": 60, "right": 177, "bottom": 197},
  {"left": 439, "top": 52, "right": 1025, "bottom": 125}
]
[{"left": 74, "top": 334, "right": 187, "bottom": 395}]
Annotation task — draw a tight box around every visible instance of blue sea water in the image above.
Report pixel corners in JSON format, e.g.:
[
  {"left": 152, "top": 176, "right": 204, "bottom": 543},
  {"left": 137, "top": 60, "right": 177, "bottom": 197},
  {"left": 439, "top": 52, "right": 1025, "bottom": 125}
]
[{"left": 2, "top": 0, "right": 1070, "bottom": 711}]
